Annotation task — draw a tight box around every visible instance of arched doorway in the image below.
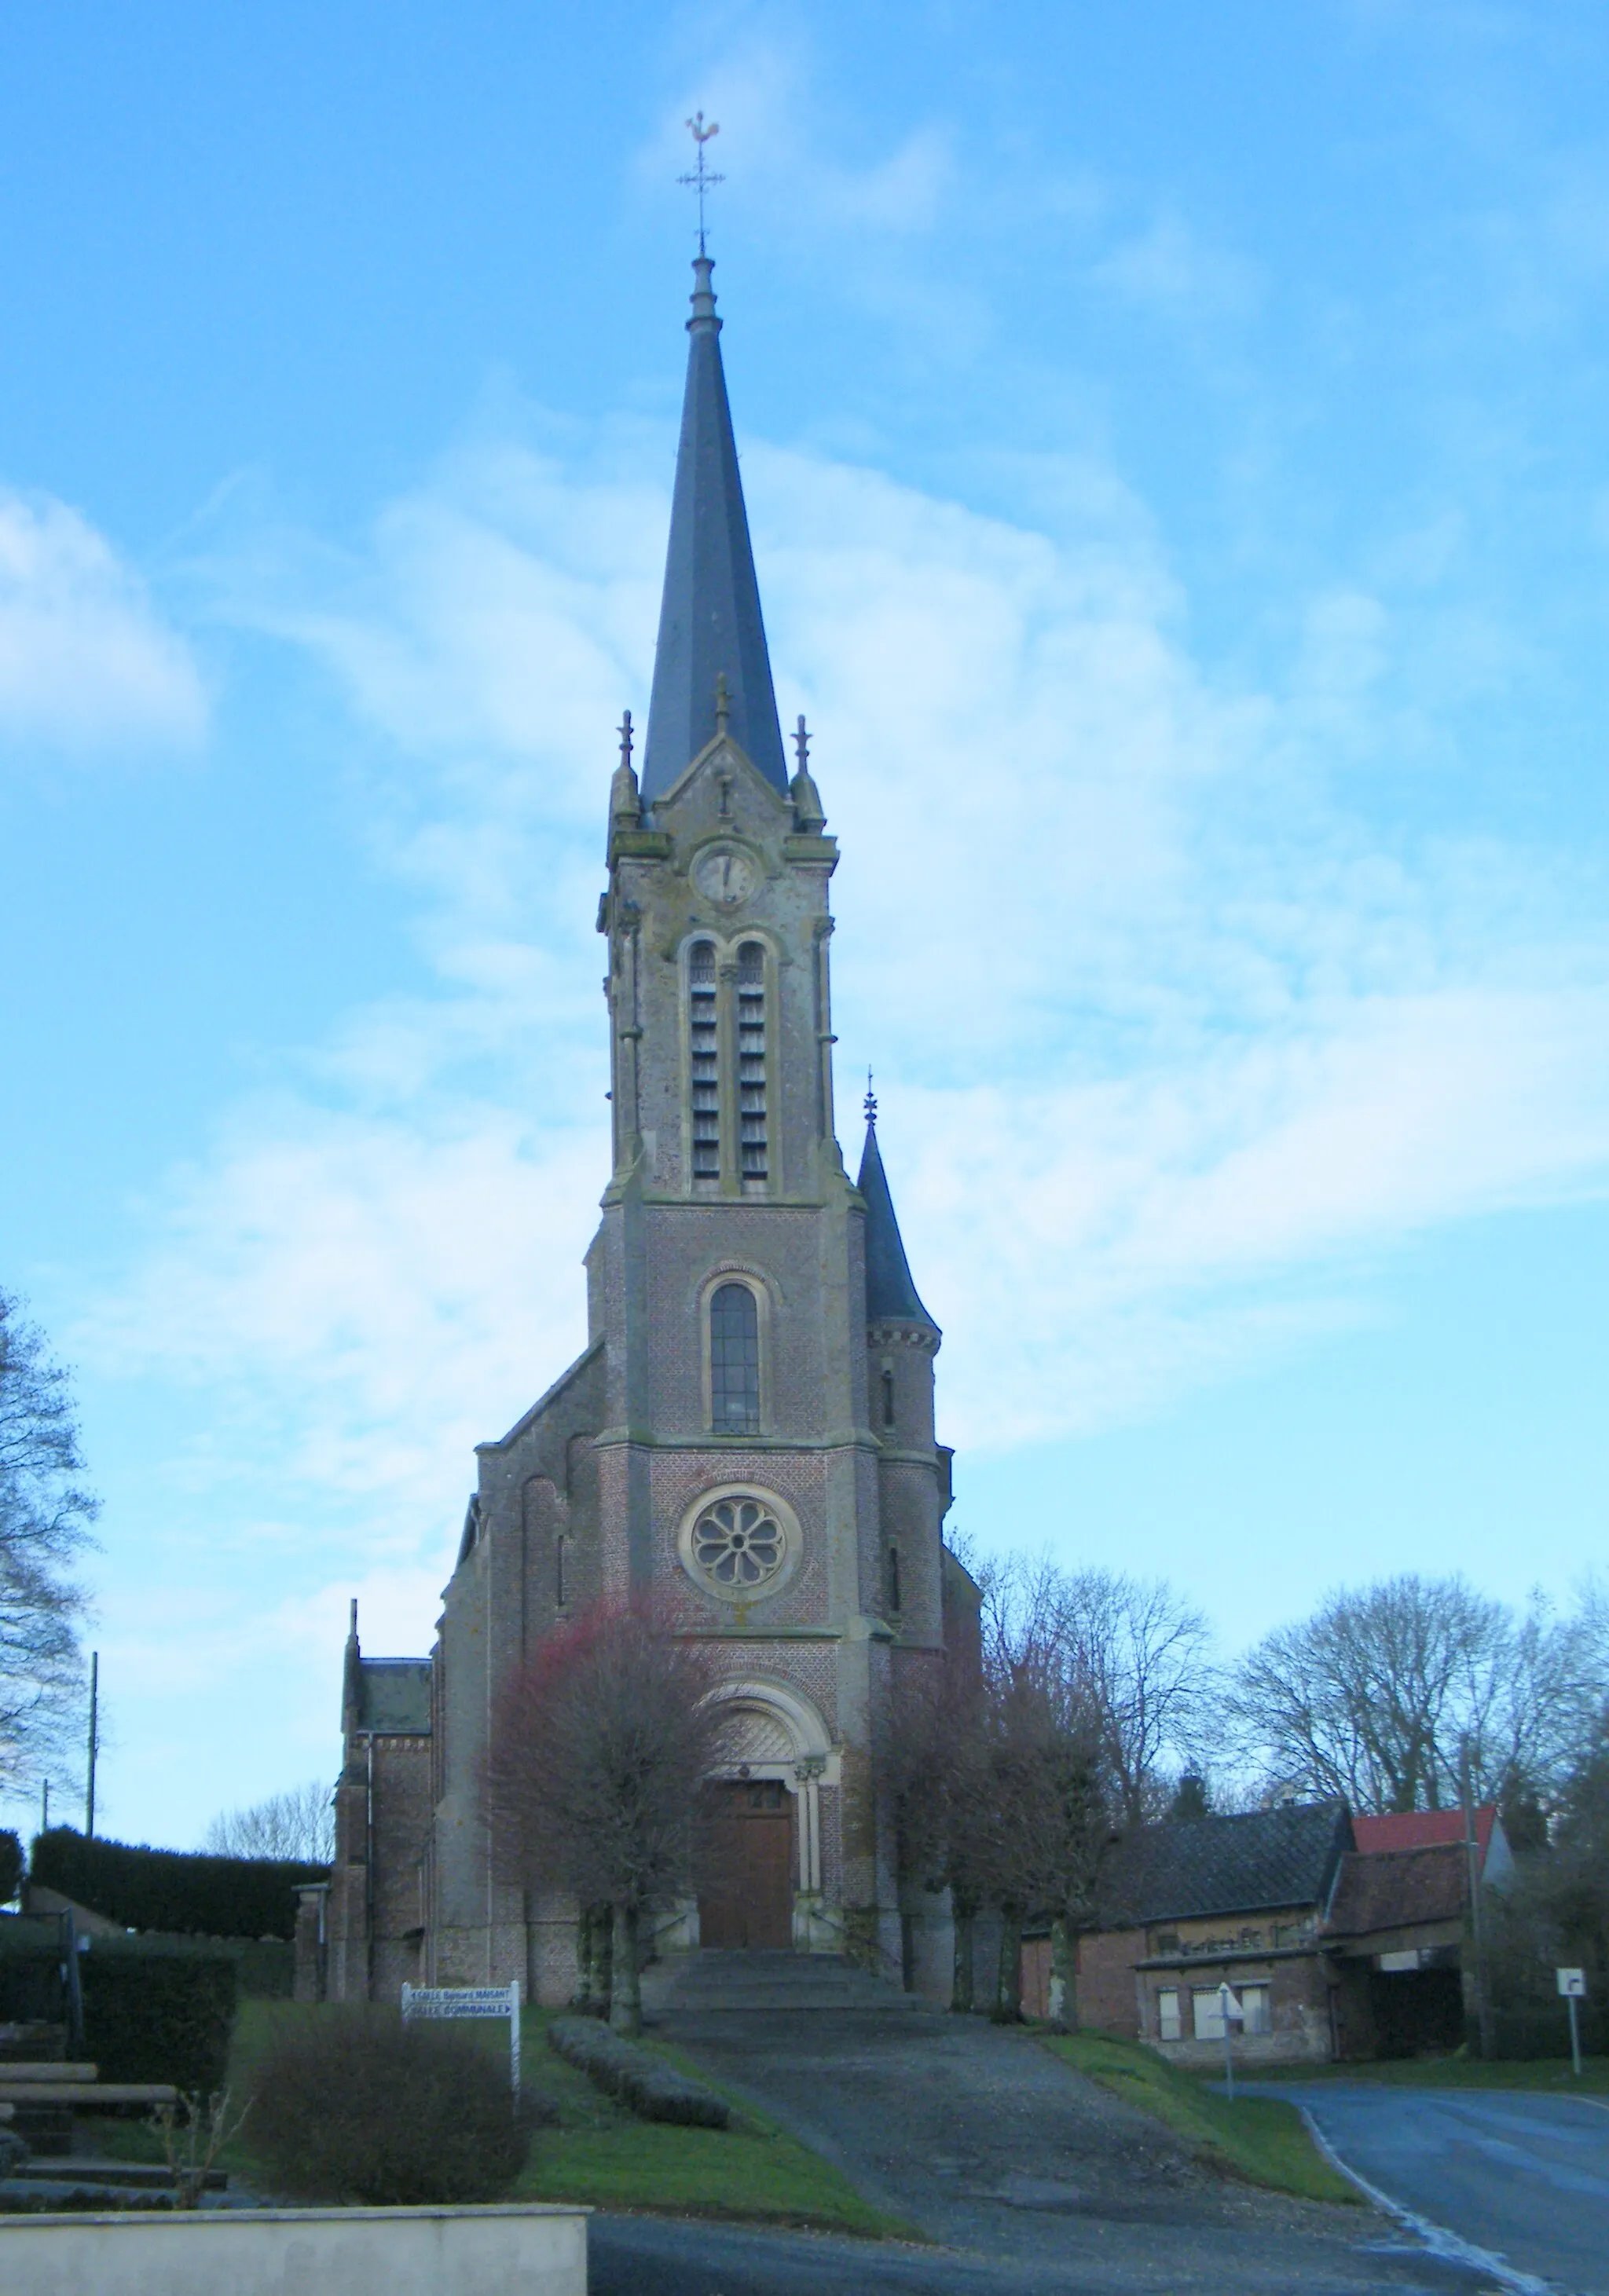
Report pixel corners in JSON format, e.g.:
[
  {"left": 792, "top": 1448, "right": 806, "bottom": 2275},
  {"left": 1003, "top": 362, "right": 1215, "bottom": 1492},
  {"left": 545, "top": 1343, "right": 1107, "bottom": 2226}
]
[
  {"left": 698, "top": 1680, "right": 830, "bottom": 1954},
  {"left": 701, "top": 1776, "right": 794, "bottom": 1950}
]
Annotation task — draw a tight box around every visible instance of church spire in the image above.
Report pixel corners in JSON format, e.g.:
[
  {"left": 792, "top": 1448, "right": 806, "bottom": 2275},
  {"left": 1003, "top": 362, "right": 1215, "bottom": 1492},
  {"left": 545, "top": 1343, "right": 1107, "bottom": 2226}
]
[
  {"left": 640, "top": 255, "right": 789, "bottom": 804},
  {"left": 857, "top": 1097, "right": 938, "bottom": 1329}
]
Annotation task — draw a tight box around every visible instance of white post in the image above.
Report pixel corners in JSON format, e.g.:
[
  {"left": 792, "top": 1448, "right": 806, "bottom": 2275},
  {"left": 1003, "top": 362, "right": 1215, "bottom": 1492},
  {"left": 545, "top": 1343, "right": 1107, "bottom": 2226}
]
[
  {"left": 1217, "top": 1979, "right": 1241, "bottom": 2100},
  {"left": 1557, "top": 1968, "right": 1586, "bottom": 2077},
  {"left": 510, "top": 1979, "right": 522, "bottom": 2097}
]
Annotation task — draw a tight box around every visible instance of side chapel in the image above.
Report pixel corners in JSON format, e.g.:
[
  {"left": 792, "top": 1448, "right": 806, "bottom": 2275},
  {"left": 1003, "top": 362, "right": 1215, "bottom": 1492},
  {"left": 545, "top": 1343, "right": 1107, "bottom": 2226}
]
[{"left": 319, "top": 254, "right": 978, "bottom": 2005}]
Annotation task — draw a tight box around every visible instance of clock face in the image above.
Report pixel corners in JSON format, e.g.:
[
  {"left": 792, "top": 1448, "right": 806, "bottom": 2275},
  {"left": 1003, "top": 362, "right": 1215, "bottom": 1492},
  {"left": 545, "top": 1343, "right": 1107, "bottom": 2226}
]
[{"left": 694, "top": 848, "right": 757, "bottom": 908}]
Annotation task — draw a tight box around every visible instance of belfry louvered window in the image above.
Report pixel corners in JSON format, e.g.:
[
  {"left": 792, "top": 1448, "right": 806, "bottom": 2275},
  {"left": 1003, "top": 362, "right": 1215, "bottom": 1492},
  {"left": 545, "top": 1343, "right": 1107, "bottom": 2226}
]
[
  {"left": 737, "top": 941, "right": 768, "bottom": 1183},
  {"left": 689, "top": 941, "right": 719, "bottom": 1180},
  {"left": 710, "top": 1282, "right": 761, "bottom": 1434}
]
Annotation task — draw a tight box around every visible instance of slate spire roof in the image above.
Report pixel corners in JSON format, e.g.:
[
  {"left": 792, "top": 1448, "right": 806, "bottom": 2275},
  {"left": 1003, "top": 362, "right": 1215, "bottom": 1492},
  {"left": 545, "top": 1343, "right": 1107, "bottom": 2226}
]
[
  {"left": 857, "top": 1097, "right": 937, "bottom": 1329},
  {"left": 640, "top": 255, "right": 788, "bottom": 804}
]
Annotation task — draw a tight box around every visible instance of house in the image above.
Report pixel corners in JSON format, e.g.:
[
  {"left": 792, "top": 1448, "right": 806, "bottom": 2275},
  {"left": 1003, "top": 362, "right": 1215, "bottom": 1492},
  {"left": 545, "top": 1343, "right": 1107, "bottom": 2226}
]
[
  {"left": 1064, "top": 1802, "right": 1353, "bottom": 2066},
  {"left": 1324, "top": 1807, "right": 1512, "bottom": 2058},
  {"left": 1026, "top": 1799, "right": 1510, "bottom": 2063}
]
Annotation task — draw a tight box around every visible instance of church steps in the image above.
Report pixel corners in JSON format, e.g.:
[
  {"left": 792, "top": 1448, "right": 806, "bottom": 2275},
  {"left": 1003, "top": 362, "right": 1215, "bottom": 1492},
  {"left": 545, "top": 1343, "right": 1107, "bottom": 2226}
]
[{"left": 658, "top": 1950, "right": 924, "bottom": 2014}]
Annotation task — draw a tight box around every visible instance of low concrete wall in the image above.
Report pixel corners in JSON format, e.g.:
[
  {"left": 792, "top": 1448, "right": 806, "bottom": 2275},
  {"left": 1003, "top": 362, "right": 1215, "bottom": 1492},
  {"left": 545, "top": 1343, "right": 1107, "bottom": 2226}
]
[{"left": 0, "top": 2201, "right": 588, "bottom": 2295}]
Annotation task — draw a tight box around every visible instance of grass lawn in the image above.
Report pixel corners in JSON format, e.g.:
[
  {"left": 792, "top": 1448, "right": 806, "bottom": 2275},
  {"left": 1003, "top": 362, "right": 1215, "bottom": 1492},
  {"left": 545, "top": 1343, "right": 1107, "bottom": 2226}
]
[
  {"left": 80, "top": 1998, "right": 905, "bottom": 2239},
  {"left": 1210, "top": 2052, "right": 1609, "bottom": 2095},
  {"left": 512, "top": 2007, "right": 909, "bottom": 2236},
  {"left": 1043, "top": 2032, "right": 1360, "bottom": 2206}
]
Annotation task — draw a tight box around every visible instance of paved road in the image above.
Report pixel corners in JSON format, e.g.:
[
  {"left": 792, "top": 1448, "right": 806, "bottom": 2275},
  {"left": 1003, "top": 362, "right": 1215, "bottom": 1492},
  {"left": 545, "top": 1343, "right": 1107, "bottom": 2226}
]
[
  {"left": 610, "top": 1999, "right": 1495, "bottom": 2296},
  {"left": 589, "top": 2209, "right": 1494, "bottom": 2296},
  {"left": 1241, "top": 2085, "right": 1609, "bottom": 2295}
]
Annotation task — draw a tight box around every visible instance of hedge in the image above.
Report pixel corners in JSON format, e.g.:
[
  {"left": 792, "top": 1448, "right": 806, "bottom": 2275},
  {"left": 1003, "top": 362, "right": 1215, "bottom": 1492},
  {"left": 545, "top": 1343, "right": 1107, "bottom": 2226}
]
[
  {"left": 0, "top": 1923, "right": 236, "bottom": 2089},
  {"left": 0, "top": 1915, "right": 68, "bottom": 2025},
  {"left": 547, "top": 2016, "right": 729, "bottom": 2127},
  {"left": 80, "top": 1936, "right": 238, "bottom": 2093},
  {"left": 30, "top": 1827, "right": 325, "bottom": 1941}
]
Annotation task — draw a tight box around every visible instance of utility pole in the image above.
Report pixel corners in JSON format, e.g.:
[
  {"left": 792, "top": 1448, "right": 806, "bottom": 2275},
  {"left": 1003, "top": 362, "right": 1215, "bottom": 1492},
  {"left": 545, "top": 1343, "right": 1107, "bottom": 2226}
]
[
  {"left": 39, "top": 1778, "right": 49, "bottom": 1836},
  {"left": 1460, "top": 1741, "right": 1494, "bottom": 2060},
  {"left": 85, "top": 1652, "right": 99, "bottom": 1839}
]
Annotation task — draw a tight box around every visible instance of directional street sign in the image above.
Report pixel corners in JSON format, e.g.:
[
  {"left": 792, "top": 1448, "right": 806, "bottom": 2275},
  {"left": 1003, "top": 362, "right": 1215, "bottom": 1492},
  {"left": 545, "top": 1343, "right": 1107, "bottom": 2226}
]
[
  {"left": 401, "top": 1980, "right": 521, "bottom": 2094},
  {"left": 1557, "top": 1968, "right": 1587, "bottom": 1998}
]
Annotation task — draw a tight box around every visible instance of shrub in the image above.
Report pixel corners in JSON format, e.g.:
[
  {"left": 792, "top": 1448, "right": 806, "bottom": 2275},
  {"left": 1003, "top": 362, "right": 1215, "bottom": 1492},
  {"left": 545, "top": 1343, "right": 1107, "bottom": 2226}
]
[
  {"left": 546, "top": 2016, "right": 729, "bottom": 2127},
  {"left": 81, "top": 1938, "right": 237, "bottom": 2093},
  {"left": 30, "top": 1828, "right": 324, "bottom": 1939},
  {"left": 250, "top": 2008, "right": 530, "bottom": 2204},
  {"left": 0, "top": 1831, "right": 20, "bottom": 1903}
]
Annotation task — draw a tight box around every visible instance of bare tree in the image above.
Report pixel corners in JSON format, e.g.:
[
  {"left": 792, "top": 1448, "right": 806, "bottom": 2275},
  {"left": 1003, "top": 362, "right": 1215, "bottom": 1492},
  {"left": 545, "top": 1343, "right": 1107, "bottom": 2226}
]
[
  {"left": 892, "top": 1554, "right": 1197, "bottom": 2021},
  {"left": 203, "top": 1780, "right": 335, "bottom": 1862},
  {"left": 1226, "top": 1573, "right": 1567, "bottom": 1815},
  {"left": 485, "top": 1596, "right": 727, "bottom": 2036},
  {"left": 889, "top": 1651, "right": 991, "bottom": 2011},
  {"left": 969, "top": 1558, "right": 1121, "bottom": 2026},
  {"left": 0, "top": 1291, "right": 97, "bottom": 1789},
  {"left": 1046, "top": 1569, "right": 1216, "bottom": 1825}
]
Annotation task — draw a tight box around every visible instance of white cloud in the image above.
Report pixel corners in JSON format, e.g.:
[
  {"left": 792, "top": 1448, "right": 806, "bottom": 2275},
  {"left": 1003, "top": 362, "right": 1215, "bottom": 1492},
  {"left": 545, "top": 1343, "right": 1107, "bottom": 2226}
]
[
  {"left": 90, "top": 415, "right": 1609, "bottom": 1583},
  {"left": 0, "top": 490, "right": 207, "bottom": 750},
  {"left": 1094, "top": 211, "right": 1262, "bottom": 320}
]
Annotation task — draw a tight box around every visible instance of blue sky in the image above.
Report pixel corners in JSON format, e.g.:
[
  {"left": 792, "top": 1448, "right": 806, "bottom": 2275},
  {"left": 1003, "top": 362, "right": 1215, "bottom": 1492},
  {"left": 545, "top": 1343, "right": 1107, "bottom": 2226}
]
[{"left": 2, "top": 1, "right": 1607, "bottom": 1844}]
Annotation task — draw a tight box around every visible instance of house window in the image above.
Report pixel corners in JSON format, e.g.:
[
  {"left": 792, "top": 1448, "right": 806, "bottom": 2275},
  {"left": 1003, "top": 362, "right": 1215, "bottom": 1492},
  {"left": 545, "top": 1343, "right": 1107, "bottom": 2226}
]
[
  {"left": 881, "top": 1366, "right": 896, "bottom": 1428},
  {"left": 1240, "top": 1983, "right": 1271, "bottom": 2036},
  {"left": 737, "top": 941, "right": 767, "bottom": 1185},
  {"left": 710, "top": 1282, "right": 761, "bottom": 1435},
  {"left": 689, "top": 941, "right": 719, "bottom": 1180},
  {"left": 1156, "top": 1987, "right": 1182, "bottom": 2042},
  {"left": 1193, "top": 1987, "right": 1228, "bottom": 2041}
]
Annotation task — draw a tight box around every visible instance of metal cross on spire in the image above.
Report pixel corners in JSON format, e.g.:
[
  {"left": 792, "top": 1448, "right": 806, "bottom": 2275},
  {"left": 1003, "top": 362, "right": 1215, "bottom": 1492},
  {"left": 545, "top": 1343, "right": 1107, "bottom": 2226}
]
[
  {"left": 864, "top": 1070, "right": 878, "bottom": 1126},
  {"left": 679, "top": 112, "right": 724, "bottom": 252}
]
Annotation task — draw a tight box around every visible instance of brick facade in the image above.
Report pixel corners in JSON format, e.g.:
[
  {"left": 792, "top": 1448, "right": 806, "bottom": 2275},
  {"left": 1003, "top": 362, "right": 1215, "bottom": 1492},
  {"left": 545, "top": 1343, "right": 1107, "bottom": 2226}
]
[{"left": 322, "top": 258, "right": 975, "bottom": 2005}]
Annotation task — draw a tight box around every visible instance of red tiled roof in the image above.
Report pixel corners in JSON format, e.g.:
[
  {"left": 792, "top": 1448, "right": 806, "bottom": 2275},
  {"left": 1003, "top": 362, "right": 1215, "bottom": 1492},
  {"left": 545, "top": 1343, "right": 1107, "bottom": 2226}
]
[{"left": 1351, "top": 1807, "right": 1495, "bottom": 1858}]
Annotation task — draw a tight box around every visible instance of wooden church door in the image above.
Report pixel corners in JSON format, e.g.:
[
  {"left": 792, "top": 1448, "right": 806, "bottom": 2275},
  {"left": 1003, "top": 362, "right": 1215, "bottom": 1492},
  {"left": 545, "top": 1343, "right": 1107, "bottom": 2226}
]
[{"left": 699, "top": 1779, "right": 794, "bottom": 1950}]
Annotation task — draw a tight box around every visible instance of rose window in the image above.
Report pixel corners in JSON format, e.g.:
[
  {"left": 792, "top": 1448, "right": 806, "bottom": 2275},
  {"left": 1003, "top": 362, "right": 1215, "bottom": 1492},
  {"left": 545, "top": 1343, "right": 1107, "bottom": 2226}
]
[{"left": 691, "top": 1495, "right": 786, "bottom": 1591}]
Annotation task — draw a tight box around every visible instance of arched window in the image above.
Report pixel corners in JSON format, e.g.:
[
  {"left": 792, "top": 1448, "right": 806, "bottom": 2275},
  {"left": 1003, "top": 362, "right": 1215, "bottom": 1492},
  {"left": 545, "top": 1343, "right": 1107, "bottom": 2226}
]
[
  {"left": 881, "top": 1366, "right": 896, "bottom": 1429},
  {"left": 710, "top": 1281, "right": 761, "bottom": 1435},
  {"left": 886, "top": 1544, "right": 902, "bottom": 1614},
  {"left": 688, "top": 941, "right": 719, "bottom": 1181},
  {"left": 737, "top": 941, "right": 767, "bottom": 1185}
]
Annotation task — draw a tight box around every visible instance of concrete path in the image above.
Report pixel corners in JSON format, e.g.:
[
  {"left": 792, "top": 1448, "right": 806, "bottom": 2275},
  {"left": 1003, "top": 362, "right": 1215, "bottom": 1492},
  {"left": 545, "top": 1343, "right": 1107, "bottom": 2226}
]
[
  {"left": 1244, "top": 2084, "right": 1609, "bottom": 2295},
  {"left": 643, "top": 1988, "right": 1494, "bottom": 2295}
]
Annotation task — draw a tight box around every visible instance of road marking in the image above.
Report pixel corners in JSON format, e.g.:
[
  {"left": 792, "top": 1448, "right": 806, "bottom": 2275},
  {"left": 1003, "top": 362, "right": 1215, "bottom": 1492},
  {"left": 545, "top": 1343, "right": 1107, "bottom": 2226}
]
[{"left": 1296, "top": 2104, "right": 1552, "bottom": 2296}]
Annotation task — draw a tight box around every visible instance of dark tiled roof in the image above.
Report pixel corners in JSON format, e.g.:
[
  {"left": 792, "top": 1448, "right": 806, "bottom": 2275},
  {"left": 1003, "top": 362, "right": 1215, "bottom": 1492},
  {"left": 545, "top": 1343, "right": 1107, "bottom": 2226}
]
[
  {"left": 640, "top": 257, "right": 787, "bottom": 803},
  {"left": 1103, "top": 1800, "right": 1352, "bottom": 1926},
  {"left": 1325, "top": 1845, "right": 1467, "bottom": 1936},
  {"left": 858, "top": 1120, "right": 936, "bottom": 1328},
  {"left": 355, "top": 1657, "right": 431, "bottom": 1735}
]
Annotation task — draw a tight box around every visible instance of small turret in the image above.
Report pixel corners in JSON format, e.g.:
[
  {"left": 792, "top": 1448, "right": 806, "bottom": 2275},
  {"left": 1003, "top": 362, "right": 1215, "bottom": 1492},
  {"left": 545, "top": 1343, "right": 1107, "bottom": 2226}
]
[
  {"left": 609, "top": 709, "right": 641, "bottom": 829},
  {"left": 857, "top": 1087, "right": 938, "bottom": 1331},
  {"left": 790, "top": 715, "right": 826, "bottom": 833}
]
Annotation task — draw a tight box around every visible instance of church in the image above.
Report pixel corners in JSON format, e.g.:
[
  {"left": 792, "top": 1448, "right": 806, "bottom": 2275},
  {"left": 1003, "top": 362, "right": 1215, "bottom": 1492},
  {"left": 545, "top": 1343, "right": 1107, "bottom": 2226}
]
[{"left": 319, "top": 252, "right": 977, "bottom": 2007}]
